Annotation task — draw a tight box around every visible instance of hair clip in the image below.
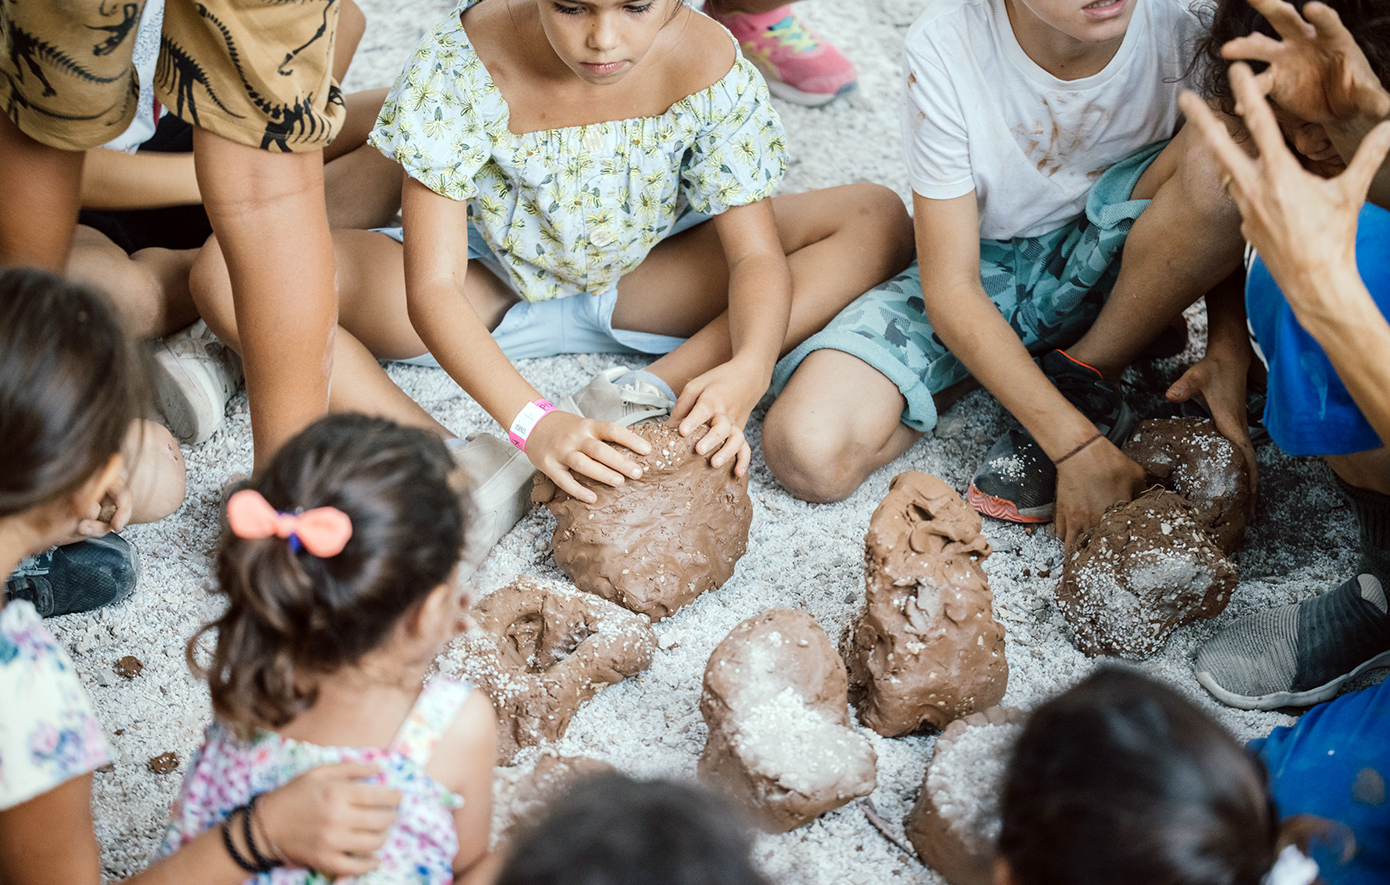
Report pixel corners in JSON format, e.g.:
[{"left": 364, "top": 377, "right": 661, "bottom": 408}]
[{"left": 226, "top": 489, "right": 353, "bottom": 558}]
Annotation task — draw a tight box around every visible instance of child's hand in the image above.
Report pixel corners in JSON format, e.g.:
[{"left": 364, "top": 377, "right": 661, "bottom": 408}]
[
  {"left": 77, "top": 478, "right": 133, "bottom": 538},
  {"left": 524, "top": 410, "right": 652, "bottom": 504},
  {"left": 257, "top": 761, "right": 402, "bottom": 876},
  {"left": 1166, "top": 356, "right": 1259, "bottom": 516},
  {"left": 1054, "top": 441, "right": 1146, "bottom": 549},
  {"left": 671, "top": 361, "right": 767, "bottom": 477},
  {"left": 1222, "top": 0, "right": 1390, "bottom": 129}
]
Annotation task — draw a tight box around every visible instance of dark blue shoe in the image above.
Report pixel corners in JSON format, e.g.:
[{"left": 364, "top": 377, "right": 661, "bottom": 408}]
[{"left": 5, "top": 534, "right": 140, "bottom": 617}]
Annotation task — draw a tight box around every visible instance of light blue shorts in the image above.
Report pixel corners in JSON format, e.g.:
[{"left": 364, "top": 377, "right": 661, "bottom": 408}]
[{"left": 378, "top": 209, "right": 710, "bottom": 365}]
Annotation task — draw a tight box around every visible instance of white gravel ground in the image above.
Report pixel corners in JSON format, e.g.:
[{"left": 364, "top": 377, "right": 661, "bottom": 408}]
[{"left": 53, "top": 1, "right": 1384, "bottom": 881}]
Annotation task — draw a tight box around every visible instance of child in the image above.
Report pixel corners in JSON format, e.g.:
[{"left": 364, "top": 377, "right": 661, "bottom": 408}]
[
  {"left": 1, "top": 267, "right": 186, "bottom": 618},
  {"left": 496, "top": 773, "right": 769, "bottom": 885},
  {"left": 163, "top": 414, "right": 498, "bottom": 883},
  {"left": 0, "top": 269, "right": 403, "bottom": 883},
  {"left": 762, "top": 0, "right": 1246, "bottom": 547},
  {"left": 365, "top": 0, "right": 913, "bottom": 530},
  {"left": 998, "top": 668, "right": 1318, "bottom": 885}
]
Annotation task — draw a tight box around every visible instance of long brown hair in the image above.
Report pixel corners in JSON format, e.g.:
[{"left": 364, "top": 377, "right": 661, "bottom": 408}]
[{"left": 190, "top": 414, "right": 470, "bottom": 730}]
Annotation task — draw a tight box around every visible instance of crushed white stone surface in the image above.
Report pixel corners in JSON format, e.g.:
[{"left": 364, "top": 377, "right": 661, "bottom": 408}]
[
  {"left": 44, "top": 1, "right": 1385, "bottom": 882},
  {"left": 925, "top": 721, "right": 1022, "bottom": 855}
]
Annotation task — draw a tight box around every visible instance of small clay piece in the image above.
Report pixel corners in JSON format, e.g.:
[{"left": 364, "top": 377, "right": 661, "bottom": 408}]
[
  {"left": 147, "top": 752, "right": 179, "bottom": 774},
  {"left": 1123, "top": 417, "right": 1252, "bottom": 553},
  {"left": 845, "top": 472, "right": 1008, "bottom": 736},
  {"left": 698, "top": 609, "right": 877, "bottom": 832},
  {"left": 113, "top": 655, "right": 143, "bottom": 679},
  {"left": 1058, "top": 488, "right": 1237, "bottom": 658},
  {"left": 494, "top": 753, "right": 617, "bottom": 841},
  {"left": 905, "top": 707, "right": 1028, "bottom": 885},
  {"left": 452, "top": 576, "right": 657, "bottom": 764},
  {"left": 533, "top": 422, "right": 752, "bottom": 621}
]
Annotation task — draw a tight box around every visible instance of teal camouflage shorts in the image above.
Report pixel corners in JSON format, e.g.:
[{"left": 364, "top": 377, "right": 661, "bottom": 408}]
[{"left": 770, "top": 139, "right": 1168, "bottom": 432}]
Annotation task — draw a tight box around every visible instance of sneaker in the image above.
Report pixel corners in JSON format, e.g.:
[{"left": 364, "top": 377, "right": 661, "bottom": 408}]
[
  {"left": 5, "top": 534, "right": 141, "bottom": 618},
  {"left": 967, "top": 350, "right": 1136, "bottom": 523},
  {"left": 705, "top": 3, "right": 858, "bottom": 107},
  {"left": 451, "top": 433, "right": 535, "bottom": 571},
  {"left": 1194, "top": 574, "right": 1390, "bottom": 710},
  {"left": 150, "top": 320, "right": 244, "bottom": 446},
  {"left": 557, "top": 366, "right": 674, "bottom": 427}
]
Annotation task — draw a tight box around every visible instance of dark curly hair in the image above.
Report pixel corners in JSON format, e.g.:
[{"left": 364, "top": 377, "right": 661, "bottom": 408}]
[
  {"left": 1196, "top": 0, "right": 1390, "bottom": 116},
  {"left": 191, "top": 414, "right": 471, "bottom": 730},
  {"left": 0, "top": 267, "right": 148, "bottom": 519}
]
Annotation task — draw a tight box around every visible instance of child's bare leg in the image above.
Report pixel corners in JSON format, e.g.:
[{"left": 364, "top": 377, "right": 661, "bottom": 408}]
[
  {"left": 615, "top": 183, "right": 913, "bottom": 392},
  {"left": 0, "top": 114, "right": 83, "bottom": 270},
  {"left": 191, "top": 230, "right": 456, "bottom": 437},
  {"left": 1066, "top": 123, "right": 1246, "bottom": 379},
  {"left": 1328, "top": 448, "right": 1390, "bottom": 495},
  {"left": 66, "top": 226, "right": 199, "bottom": 338},
  {"left": 324, "top": 89, "right": 403, "bottom": 230},
  {"left": 123, "top": 420, "right": 186, "bottom": 525},
  {"left": 193, "top": 130, "right": 338, "bottom": 466}
]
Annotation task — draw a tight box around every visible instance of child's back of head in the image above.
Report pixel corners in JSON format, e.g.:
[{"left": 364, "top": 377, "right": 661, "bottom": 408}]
[
  {"left": 999, "top": 668, "right": 1279, "bottom": 885},
  {"left": 496, "top": 772, "right": 770, "bottom": 885},
  {"left": 193, "top": 413, "right": 470, "bottom": 730},
  {"left": 0, "top": 267, "right": 147, "bottom": 521}
]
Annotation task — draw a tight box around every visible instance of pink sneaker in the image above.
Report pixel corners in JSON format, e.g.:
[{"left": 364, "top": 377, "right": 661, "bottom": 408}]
[{"left": 706, "top": 3, "right": 858, "bottom": 107}]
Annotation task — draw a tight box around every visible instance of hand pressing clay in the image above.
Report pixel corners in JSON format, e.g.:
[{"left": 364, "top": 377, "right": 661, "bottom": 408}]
[
  {"left": 1058, "top": 489, "right": 1236, "bottom": 659},
  {"left": 451, "top": 576, "right": 657, "bottom": 763},
  {"left": 699, "top": 609, "right": 878, "bottom": 832},
  {"left": 493, "top": 753, "right": 616, "bottom": 843},
  {"left": 905, "top": 707, "right": 1028, "bottom": 885},
  {"left": 1123, "top": 417, "right": 1252, "bottom": 553},
  {"left": 844, "top": 472, "right": 1008, "bottom": 736},
  {"left": 533, "top": 422, "right": 752, "bottom": 621}
]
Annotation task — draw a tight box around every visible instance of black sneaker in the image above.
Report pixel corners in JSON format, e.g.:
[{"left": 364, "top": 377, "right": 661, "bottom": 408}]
[
  {"left": 1194, "top": 574, "right": 1390, "bottom": 710},
  {"left": 967, "top": 350, "right": 1135, "bottom": 523},
  {"left": 5, "top": 534, "right": 141, "bottom": 618}
]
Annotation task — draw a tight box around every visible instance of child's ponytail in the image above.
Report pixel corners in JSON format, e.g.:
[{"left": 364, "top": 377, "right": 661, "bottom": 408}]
[{"left": 190, "top": 414, "right": 470, "bottom": 731}]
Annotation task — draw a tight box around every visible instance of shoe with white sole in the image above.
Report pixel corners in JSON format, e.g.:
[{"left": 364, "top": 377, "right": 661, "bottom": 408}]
[
  {"left": 451, "top": 432, "right": 536, "bottom": 571},
  {"left": 150, "top": 320, "right": 243, "bottom": 445},
  {"left": 558, "top": 366, "right": 674, "bottom": 427}
]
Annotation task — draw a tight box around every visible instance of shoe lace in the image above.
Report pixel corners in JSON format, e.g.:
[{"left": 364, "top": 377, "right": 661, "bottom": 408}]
[{"left": 765, "top": 16, "right": 820, "bottom": 53}]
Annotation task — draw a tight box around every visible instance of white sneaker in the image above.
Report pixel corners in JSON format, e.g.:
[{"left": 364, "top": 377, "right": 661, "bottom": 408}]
[
  {"left": 150, "top": 320, "right": 243, "bottom": 445},
  {"left": 451, "top": 432, "right": 536, "bottom": 571},
  {"left": 558, "top": 366, "right": 674, "bottom": 427}
]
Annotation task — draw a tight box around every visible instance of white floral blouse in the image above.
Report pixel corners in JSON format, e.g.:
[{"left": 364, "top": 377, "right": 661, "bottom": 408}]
[
  {"left": 369, "top": 0, "right": 788, "bottom": 303},
  {"left": 0, "top": 600, "right": 110, "bottom": 810}
]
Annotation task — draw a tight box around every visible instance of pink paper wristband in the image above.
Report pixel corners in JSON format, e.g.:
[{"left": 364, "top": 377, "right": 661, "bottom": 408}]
[{"left": 508, "top": 399, "right": 557, "bottom": 451}]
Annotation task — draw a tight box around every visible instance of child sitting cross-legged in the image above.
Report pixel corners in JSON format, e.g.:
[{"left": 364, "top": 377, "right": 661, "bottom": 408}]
[{"left": 162, "top": 414, "right": 499, "bottom": 882}]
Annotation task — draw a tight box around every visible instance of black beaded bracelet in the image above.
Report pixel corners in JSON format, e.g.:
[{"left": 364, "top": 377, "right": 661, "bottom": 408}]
[
  {"left": 220, "top": 807, "right": 264, "bottom": 875},
  {"left": 243, "top": 793, "right": 283, "bottom": 871}
]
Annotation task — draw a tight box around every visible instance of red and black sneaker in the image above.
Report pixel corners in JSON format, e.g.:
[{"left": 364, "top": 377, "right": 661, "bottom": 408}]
[{"left": 967, "top": 350, "right": 1135, "bottom": 524}]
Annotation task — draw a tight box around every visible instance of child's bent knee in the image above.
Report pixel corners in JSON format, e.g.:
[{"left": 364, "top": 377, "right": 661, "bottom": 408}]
[
  {"left": 127, "top": 420, "right": 187, "bottom": 524},
  {"left": 763, "top": 405, "right": 867, "bottom": 503}
]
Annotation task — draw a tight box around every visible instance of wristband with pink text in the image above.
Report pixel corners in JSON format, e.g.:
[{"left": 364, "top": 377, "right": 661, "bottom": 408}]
[{"left": 508, "top": 399, "right": 557, "bottom": 451}]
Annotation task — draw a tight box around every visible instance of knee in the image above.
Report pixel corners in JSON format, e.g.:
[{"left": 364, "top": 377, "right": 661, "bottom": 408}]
[
  {"left": 188, "top": 238, "right": 235, "bottom": 332},
  {"left": 126, "top": 420, "right": 186, "bottom": 525},
  {"left": 762, "top": 402, "right": 866, "bottom": 503},
  {"left": 1175, "top": 136, "right": 1244, "bottom": 229},
  {"left": 845, "top": 182, "right": 915, "bottom": 268}
]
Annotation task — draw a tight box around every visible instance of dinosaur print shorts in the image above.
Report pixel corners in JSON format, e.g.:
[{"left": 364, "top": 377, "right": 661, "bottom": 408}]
[{"left": 1, "top": 0, "right": 344, "bottom": 153}]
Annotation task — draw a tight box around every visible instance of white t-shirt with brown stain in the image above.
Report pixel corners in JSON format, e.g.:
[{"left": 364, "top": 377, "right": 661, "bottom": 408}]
[{"left": 903, "top": 0, "right": 1207, "bottom": 240}]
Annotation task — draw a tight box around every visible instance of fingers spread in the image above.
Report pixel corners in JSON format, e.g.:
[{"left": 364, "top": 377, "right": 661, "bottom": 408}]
[
  {"left": 1344, "top": 120, "right": 1390, "bottom": 201},
  {"left": 1221, "top": 31, "right": 1282, "bottom": 63}
]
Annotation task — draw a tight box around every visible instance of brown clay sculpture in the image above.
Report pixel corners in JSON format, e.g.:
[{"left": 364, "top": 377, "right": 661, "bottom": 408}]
[
  {"left": 1123, "top": 417, "right": 1252, "bottom": 553},
  {"left": 533, "top": 422, "right": 752, "bottom": 621},
  {"left": 905, "top": 706, "right": 1029, "bottom": 885},
  {"left": 845, "top": 472, "right": 1008, "bottom": 736},
  {"left": 1058, "top": 488, "right": 1237, "bottom": 658},
  {"left": 699, "top": 609, "right": 878, "bottom": 833},
  {"left": 452, "top": 576, "right": 657, "bottom": 763}
]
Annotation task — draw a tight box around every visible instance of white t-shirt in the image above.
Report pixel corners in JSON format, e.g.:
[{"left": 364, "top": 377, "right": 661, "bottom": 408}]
[
  {"left": 903, "top": 0, "right": 1206, "bottom": 240},
  {"left": 103, "top": 0, "right": 166, "bottom": 153}
]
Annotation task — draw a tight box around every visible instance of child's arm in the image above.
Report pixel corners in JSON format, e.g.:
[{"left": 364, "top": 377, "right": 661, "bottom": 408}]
[
  {"left": 912, "top": 191, "right": 1145, "bottom": 546},
  {"left": 421, "top": 690, "right": 497, "bottom": 882},
  {"left": 0, "top": 762, "right": 400, "bottom": 885},
  {"left": 671, "top": 197, "right": 792, "bottom": 476},
  {"left": 400, "top": 178, "right": 652, "bottom": 503},
  {"left": 80, "top": 150, "right": 201, "bottom": 211}
]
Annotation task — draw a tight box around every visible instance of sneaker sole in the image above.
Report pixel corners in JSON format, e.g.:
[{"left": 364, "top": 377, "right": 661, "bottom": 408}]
[
  {"left": 1195, "top": 647, "right": 1390, "bottom": 710},
  {"left": 760, "top": 73, "right": 857, "bottom": 107},
  {"left": 966, "top": 484, "right": 1054, "bottom": 524},
  {"left": 150, "top": 352, "right": 221, "bottom": 445}
]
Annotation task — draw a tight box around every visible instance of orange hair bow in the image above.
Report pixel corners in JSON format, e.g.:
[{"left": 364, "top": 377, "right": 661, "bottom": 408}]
[{"left": 226, "top": 489, "right": 353, "bottom": 558}]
